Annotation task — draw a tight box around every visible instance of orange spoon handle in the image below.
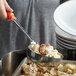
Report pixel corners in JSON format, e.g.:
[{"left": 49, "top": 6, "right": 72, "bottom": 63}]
[{"left": 7, "top": 11, "right": 17, "bottom": 21}]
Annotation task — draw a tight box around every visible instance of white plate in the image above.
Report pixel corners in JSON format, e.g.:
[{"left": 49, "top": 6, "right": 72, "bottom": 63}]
[
  {"left": 56, "top": 34, "right": 76, "bottom": 45},
  {"left": 55, "top": 26, "right": 76, "bottom": 40},
  {"left": 57, "top": 38, "right": 76, "bottom": 48},
  {"left": 57, "top": 40, "right": 76, "bottom": 49},
  {"left": 54, "top": 0, "right": 76, "bottom": 36}
]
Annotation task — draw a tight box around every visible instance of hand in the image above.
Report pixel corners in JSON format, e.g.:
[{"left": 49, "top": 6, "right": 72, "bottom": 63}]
[{"left": 0, "top": 0, "right": 13, "bottom": 20}]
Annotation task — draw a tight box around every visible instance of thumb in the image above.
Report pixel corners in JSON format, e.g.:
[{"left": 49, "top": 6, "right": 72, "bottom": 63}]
[{"left": 3, "top": 0, "right": 13, "bottom": 12}]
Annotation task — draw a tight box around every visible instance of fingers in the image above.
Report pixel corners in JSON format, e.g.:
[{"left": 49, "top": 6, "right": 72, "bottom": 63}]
[
  {"left": 3, "top": 0, "right": 13, "bottom": 12},
  {"left": 0, "top": 0, "right": 7, "bottom": 20},
  {"left": 0, "top": 0, "right": 13, "bottom": 20}
]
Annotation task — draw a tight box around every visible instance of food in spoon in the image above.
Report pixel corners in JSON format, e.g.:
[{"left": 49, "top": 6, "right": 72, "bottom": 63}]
[{"left": 28, "top": 42, "right": 61, "bottom": 58}]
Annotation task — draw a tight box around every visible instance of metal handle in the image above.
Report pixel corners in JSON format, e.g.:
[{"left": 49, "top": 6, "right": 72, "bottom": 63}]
[
  {"left": 13, "top": 20, "right": 34, "bottom": 42},
  {"left": 7, "top": 11, "right": 34, "bottom": 42}
]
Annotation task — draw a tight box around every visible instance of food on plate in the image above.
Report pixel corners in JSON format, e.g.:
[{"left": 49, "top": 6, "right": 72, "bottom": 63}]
[
  {"left": 20, "top": 61, "right": 76, "bottom": 76},
  {"left": 28, "top": 42, "right": 61, "bottom": 58}
]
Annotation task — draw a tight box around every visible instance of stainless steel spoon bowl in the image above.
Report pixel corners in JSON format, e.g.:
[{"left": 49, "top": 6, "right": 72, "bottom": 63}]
[{"left": 26, "top": 48, "right": 63, "bottom": 63}]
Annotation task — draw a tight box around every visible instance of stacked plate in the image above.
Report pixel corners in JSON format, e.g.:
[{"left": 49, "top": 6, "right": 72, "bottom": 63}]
[
  {"left": 54, "top": 0, "right": 76, "bottom": 60},
  {"left": 56, "top": 26, "right": 76, "bottom": 50},
  {"left": 55, "top": 26, "right": 76, "bottom": 60}
]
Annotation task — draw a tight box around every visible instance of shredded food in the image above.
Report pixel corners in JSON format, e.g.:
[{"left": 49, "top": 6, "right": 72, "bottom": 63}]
[{"left": 20, "top": 61, "right": 76, "bottom": 76}]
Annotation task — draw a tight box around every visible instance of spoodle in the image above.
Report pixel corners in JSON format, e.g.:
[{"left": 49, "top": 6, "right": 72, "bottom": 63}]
[{"left": 7, "top": 11, "right": 63, "bottom": 63}]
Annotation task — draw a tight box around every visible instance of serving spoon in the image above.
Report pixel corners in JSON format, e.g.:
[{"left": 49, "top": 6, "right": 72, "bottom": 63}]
[{"left": 7, "top": 11, "right": 63, "bottom": 63}]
